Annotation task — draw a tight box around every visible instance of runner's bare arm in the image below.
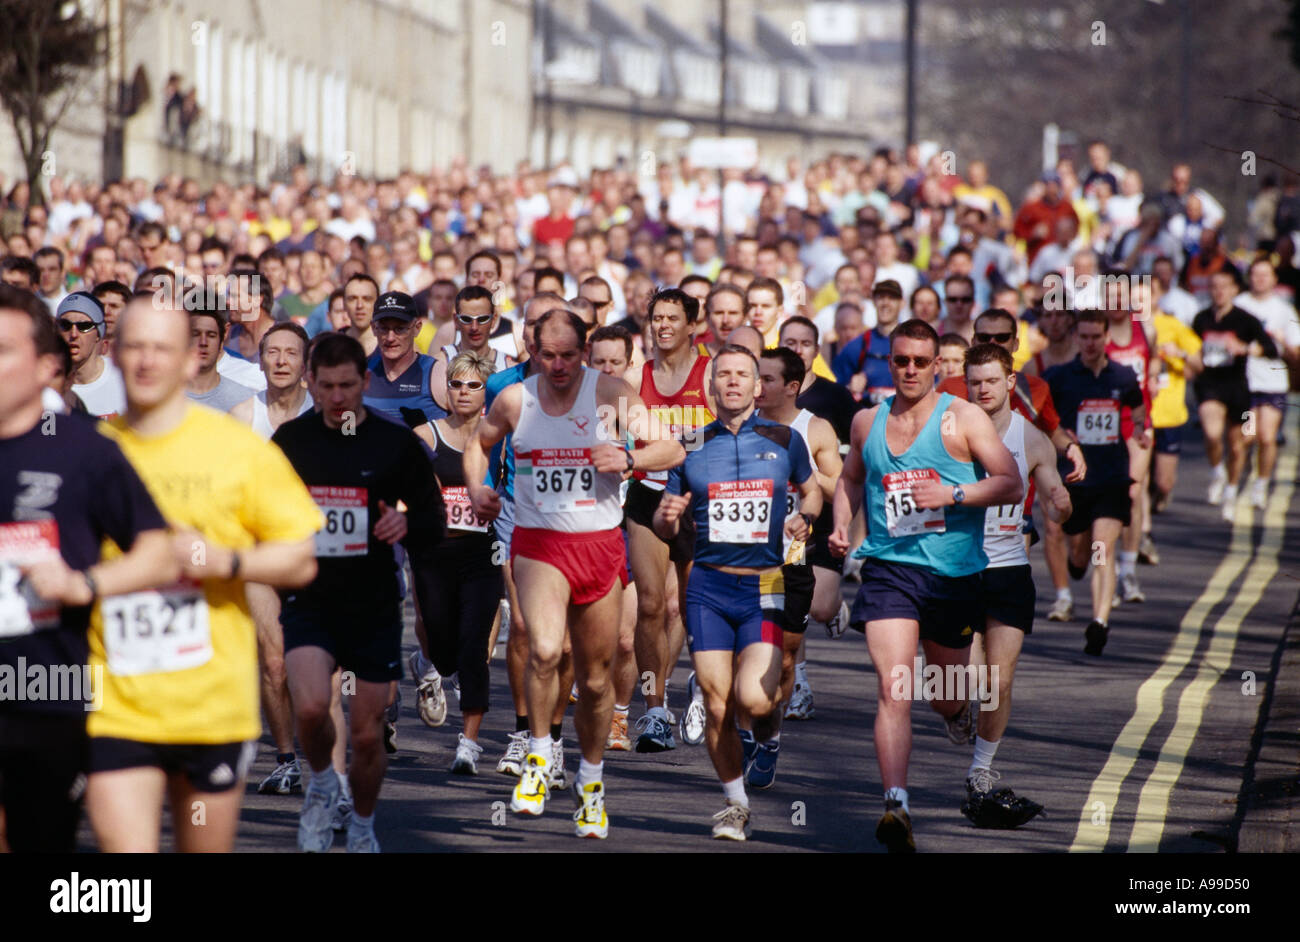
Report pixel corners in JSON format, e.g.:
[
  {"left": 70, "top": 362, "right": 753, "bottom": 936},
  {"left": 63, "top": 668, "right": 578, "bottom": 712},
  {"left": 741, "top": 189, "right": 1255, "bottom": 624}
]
[
  {"left": 809, "top": 415, "right": 843, "bottom": 500},
  {"left": 914, "top": 399, "right": 1021, "bottom": 509},
  {"left": 429, "top": 357, "right": 450, "bottom": 411},
  {"left": 21, "top": 529, "right": 178, "bottom": 606},
  {"left": 600, "top": 373, "right": 685, "bottom": 472},
  {"left": 230, "top": 396, "right": 254, "bottom": 425},
  {"left": 652, "top": 491, "right": 692, "bottom": 542},
  {"left": 1027, "top": 423, "right": 1071, "bottom": 525},
  {"left": 171, "top": 529, "right": 318, "bottom": 589},
  {"left": 1049, "top": 424, "right": 1087, "bottom": 483},
  {"left": 463, "top": 384, "right": 520, "bottom": 518},
  {"left": 829, "top": 406, "right": 875, "bottom": 555},
  {"left": 786, "top": 470, "right": 823, "bottom": 542}
]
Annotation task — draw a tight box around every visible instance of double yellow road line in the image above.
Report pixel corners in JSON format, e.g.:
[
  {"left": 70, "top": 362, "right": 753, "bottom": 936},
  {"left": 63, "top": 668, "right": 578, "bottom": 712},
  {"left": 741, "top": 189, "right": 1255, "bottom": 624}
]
[{"left": 1070, "top": 404, "right": 1298, "bottom": 852}]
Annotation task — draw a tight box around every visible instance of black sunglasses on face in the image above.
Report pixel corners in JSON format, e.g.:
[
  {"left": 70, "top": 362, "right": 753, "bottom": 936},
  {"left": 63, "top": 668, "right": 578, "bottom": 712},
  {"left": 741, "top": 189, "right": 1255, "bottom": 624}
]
[
  {"left": 975, "top": 331, "right": 1015, "bottom": 344},
  {"left": 892, "top": 354, "right": 934, "bottom": 369},
  {"left": 57, "top": 319, "right": 98, "bottom": 334},
  {"left": 946, "top": 295, "right": 975, "bottom": 303}
]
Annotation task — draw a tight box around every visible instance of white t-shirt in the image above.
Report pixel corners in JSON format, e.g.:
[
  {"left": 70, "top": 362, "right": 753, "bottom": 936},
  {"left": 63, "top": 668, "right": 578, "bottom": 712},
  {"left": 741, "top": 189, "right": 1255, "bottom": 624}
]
[
  {"left": 815, "top": 298, "right": 877, "bottom": 339},
  {"left": 1235, "top": 291, "right": 1300, "bottom": 394},
  {"left": 1157, "top": 286, "right": 1200, "bottom": 327},
  {"left": 217, "top": 353, "right": 268, "bottom": 392},
  {"left": 72, "top": 360, "right": 126, "bottom": 419}
]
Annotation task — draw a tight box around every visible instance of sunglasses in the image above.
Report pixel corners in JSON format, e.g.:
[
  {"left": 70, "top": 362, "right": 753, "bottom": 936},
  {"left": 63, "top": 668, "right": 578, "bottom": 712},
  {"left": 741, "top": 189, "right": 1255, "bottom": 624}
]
[
  {"left": 891, "top": 354, "right": 935, "bottom": 369},
  {"left": 57, "top": 319, "right": 98, "bottom": 334},
  {"left": 456, "top": 313, "right": 493, "bottom": 326},
  {"left": 448, "top": 379, "right": 484, "bottom": 390},
  {"left": 946, "top": 295, "right": 975, "bottom": 303},
  {"left": 975, "top": 331, "right": 1015, "bottom": 344}
]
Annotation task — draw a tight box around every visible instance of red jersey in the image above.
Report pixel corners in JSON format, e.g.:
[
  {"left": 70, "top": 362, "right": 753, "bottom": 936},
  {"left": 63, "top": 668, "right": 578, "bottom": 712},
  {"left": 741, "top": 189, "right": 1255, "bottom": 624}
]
[
  {"left": 532, "top": 214, "right": 575, "bottom": 247},
  {"left": 1106, "top": 321, "right": 1153, "bottom": 438},
  {"left": 635, "top": 353, "right": 714, "bottom": 489}
]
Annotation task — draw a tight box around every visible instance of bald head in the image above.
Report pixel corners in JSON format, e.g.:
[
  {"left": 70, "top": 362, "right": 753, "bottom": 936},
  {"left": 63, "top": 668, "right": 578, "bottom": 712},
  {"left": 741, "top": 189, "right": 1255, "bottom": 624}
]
[{"left": 725, "top": 324, "right": 764, "bottom": 359}]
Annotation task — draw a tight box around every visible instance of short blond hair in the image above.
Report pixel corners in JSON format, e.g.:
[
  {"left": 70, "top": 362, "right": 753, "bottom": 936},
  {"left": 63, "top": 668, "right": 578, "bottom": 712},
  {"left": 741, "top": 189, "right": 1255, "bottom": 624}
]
[{"left": 448, "top": 350, "right": 495, "bottom": 383}]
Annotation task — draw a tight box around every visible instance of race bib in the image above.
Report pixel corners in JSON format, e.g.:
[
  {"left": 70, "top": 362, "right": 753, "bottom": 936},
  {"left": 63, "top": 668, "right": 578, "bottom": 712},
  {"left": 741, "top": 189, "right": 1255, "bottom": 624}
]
[
  {"left": 0, "top": 520, "right": 61, "bottom": 638},
  {"left": 882, "top": 469, "right": 946, "bottom": 538},
  {"left": 708, "top": 480, "right": 773, "bottom": 544},
  {"left": 984, "top": 501, "right": 1025, "bottom": 537},
  {"left": 1077, "top": 398, "right": 1119, "bottom": 445},
  {"left": 443, "top": 486, "right": 488, "bottom": 533},
  {"left": 1201, "top": 332, "right": 1233, "bottom": 368},
  {"left": 867, "top": 386, "right": 895, "bottom": 406},
  {"left": 101, "top": 580, "right": 211, "bottom": 676},
  {"left": 310, "top": 486, "right": 369, "bottom": 557},
  {"left": 529, "top": 449, "right": 596, "bottom": 514}
]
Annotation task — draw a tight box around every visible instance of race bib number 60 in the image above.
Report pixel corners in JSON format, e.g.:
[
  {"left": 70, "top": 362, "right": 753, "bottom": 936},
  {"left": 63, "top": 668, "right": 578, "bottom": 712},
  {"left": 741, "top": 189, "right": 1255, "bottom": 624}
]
[
  {"left": 310, "top": 486, "right": 369, "bottom": 557},
  {"left": 882, "top": 469, "right": 946, "bottom": 538},
  {"left": 708, "top": 480, "right": 773, "bottom": 544}
]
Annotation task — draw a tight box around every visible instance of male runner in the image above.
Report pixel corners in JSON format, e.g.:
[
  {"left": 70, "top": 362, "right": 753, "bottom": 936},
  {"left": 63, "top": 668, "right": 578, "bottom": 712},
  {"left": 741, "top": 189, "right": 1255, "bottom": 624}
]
[
  {"left": 428, "top": 250, "right": 523, "bottom": 359},
  {"left": 741, "top": 347, "right": 840, "bottom": 777},
  {"left": 832, "top": 280, "right": 904, "bottom": 404},
  {"left": 364, "top": 290, "right": 447, "bottom": 426},
  {"left": 0, "top": 286, "right": 173, "bottom": 853},
  {"left": 702, "top": 284, "right": 747, "bottom": 358},
  {"left": 344, "top": 273, "right": 380, "bottom": 357},
  {"left": 187, "top": 307, "right": 255, "bottom": 420},
  {"left": 465, "top": 309, "right": 683, "bottom": 837},
  {"left": 430, "top": 285, "right": 515, "bottom": 411},
  {"left": 1044, "top": 310, "right": 1150, "bottom": 655},
  {"left": 830, "top": 319, "right": 1022, "bottom": 852},
  {"left": 1145, "top": 305, "right": 1201, "bottom": 559},
  {"left": 780, "top": 316, "right": 862, "bottom": 449},
  {"left": 274, "top": 332, "right": 445, "bottom": 853},
  {"left": 962, "top": 342, "right": 1070, "bottom": 828},
  {"left": 654, "top": 344, "right": 820, "bottom": 838},
  {"left": 57, "top": 292, "right": 125, "bottom": 420},
  {"left": 626, "top": 288, "right": 716, "bottom": 751},
  {"left": 84, "top": 297, "right": 321, "bottom": 853}
]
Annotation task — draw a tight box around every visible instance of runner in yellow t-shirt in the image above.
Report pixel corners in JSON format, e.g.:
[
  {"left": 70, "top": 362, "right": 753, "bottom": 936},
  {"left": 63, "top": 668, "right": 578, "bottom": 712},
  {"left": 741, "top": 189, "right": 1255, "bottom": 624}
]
[
  {"left": 1145, "top": 310, "right": 1202, "bottom": 558},
  {"left": 84, "top": 297, "right": 321, "bottom": 853}
]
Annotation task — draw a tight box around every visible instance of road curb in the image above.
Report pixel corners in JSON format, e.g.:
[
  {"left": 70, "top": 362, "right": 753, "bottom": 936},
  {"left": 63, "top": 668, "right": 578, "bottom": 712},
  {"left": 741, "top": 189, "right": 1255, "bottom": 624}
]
[{"left": 1234, "top": 586, "right": 1300, "bottom": 852}]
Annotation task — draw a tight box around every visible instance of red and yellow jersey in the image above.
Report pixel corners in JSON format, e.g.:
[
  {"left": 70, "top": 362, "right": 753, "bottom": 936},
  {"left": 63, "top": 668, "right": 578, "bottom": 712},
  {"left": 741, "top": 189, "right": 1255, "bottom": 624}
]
[{"left": 635, "top": 353, "right": 714, "bottom": 487}]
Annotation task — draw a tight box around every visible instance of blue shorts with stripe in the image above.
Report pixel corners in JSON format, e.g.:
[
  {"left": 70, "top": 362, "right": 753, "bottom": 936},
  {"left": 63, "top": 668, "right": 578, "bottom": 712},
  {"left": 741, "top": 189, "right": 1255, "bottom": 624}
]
[{"left": 685, "top": 564, "right": 785, "bottom": 654}]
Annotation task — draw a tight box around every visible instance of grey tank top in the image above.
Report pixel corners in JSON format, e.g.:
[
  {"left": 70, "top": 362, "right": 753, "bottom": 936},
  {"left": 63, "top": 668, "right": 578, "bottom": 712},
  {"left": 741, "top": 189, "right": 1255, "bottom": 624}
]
[{"left": 187, "top": 376, "right": 255, "bottom": 414}]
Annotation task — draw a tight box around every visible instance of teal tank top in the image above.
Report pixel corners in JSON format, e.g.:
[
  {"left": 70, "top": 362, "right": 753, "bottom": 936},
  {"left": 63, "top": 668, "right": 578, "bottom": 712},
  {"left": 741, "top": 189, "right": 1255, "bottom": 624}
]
[{"left": 856, "top": 393, "right": 987, "bottom": 577}]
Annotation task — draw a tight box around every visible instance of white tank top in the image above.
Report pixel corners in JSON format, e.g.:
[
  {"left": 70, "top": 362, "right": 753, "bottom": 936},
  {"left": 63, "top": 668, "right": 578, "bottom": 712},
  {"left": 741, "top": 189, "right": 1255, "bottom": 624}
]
[
  {"left": 783, "top": 409, "right": 816, "bottom": 562},
  {"left": 983, "top": 412, "right": 1030, "bottom": 568},
  {"left": 513, "top": 367, "right": 623, "bottom": 533},
  {"left": 442, "top": 342, "right": 512, "bottom": 373},
  {"left": 251, "top": 389, "right": 314, "bottom": 441}
]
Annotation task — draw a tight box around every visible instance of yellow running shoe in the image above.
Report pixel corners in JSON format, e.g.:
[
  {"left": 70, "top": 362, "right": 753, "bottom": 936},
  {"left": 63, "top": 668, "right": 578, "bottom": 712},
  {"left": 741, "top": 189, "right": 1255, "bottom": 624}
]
[
  {"left": 510, "top": 753, "right": 549, "bottom": 815},
  {"left": 573, "top": 781, "right": 608, "bottom": 839}
]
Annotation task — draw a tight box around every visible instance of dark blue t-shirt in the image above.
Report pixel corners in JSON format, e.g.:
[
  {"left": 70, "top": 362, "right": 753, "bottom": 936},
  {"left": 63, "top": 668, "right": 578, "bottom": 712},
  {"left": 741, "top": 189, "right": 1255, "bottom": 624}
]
[
  {"left": 832, "top": 328, "right": 895, "bottom": 405},
  {"left": 1044, "top": 357, "right": 1144, "bottom": 488},
  {"left": 364, "top": 351, "right": 447, "bottom": 428}
]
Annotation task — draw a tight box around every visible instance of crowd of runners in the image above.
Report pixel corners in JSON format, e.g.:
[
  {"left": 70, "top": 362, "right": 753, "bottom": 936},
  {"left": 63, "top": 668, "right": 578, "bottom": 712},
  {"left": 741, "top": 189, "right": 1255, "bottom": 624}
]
[{"left": 0, "top": 141, "right": 1297, "bottom": 853}]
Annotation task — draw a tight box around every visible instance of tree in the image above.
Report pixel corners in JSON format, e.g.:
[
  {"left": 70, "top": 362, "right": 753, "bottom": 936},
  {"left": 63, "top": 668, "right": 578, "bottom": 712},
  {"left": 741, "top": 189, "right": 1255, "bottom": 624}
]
[{"left": 0, "top": 0, "right": 102, "bottom": 206}]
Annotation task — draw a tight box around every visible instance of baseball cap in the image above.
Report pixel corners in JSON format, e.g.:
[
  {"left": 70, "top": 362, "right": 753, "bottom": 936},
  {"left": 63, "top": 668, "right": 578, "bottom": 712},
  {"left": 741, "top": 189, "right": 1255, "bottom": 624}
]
[
  {"left": 1040, "top": 170, "right": 1062, "bottom": 184},
  {"left": 871, "top": 279, "right": 903, "bottom": 299},
  {"left": 373, "top": 291, "right": 417, "bottom": 324},
  {"left": 548, "top": 167, "right": 580, "bottom": 190},
  {"left": 57, "top": 292, "right": 106, "bottom": 337}
]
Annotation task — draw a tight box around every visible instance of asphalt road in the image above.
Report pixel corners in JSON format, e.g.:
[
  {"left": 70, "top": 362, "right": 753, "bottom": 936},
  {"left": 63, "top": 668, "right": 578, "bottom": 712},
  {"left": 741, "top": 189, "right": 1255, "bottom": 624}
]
[{"left": 79, "top": 403, "right": 1300, "bottom": 853}]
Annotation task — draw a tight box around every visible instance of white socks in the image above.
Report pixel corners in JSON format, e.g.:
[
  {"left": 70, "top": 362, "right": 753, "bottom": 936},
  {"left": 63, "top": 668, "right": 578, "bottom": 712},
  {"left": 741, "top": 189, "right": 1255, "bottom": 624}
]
[
  {"left": 529, "top": 735, "right": 552, "bottom": 761},
  {"left": 1118, "top": 551, "right": 1137, "bottom": 578},
  {"left": 969, "top": 736, "right": 1000, "bottom": 778},
  {"left": 722, "top": 777, "right": 749, "bottom": 809},
  {"left": 1056, "top": 587, "right": 1072, "bottom": 602},
  {"left": 884, "top": 786, "right": 909, "bottom": 813},
  {"left": 794, "top": 661, "right": 809, "bottom": 686},
  {"left": 576, "top": 758, "right": 603, "bottom": 789}
]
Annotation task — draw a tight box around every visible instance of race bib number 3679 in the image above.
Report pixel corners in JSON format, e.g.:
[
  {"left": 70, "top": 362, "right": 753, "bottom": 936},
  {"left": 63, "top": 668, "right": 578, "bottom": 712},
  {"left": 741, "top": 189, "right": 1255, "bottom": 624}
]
[
  {"left": 0, "top": 520, "right": 61, "bottom": 638},
  {"left": 310, "top": 486, "right": 369, "bottom": 557},
  {"left": 528, "top": 449, "right": 596, "bottom": 514},
  {"left": 708, "top": 480, "right": 773, "bottom": 544},
  {"left": 881, "top": 469, "right": 946, "bottom": 538}
]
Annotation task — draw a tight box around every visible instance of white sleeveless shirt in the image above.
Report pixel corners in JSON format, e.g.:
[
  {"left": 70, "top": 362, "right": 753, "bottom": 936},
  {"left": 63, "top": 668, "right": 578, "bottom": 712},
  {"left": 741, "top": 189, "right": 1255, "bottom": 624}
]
[
  {"left": 513, "top": 367, "right": 623, "bottom": 533},
  {"left": 983, "top": 412, "right": 1030, "bottom": 568},
  {"left": 783, "top": 409, "right": 816, "bottom": 562},
  {"left": 251, "top": 389, "right": 314, "bottom": 441}
]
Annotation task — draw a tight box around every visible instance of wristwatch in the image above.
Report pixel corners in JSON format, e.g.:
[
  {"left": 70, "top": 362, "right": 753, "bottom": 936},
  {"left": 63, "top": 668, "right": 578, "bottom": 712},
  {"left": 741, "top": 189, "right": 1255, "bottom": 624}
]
[
  {"left": 951, "top": 485, "right": 966, "bottom": 505},
  {"left": 799, "top": 512, "right": 816, "bottom": 529},
  {"left": 625, "top": 450, "right": 635, "bottom": 472}
]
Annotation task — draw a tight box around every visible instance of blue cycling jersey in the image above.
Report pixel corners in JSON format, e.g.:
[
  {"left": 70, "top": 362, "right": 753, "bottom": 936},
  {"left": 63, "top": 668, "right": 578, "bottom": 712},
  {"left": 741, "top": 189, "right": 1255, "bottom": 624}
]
[
  {"left": 666, "top": 411, "right": 812, "bottom": 569},
  {"left": 363, "top": 351, "right": 446, "bottom": 426},
  {"left": 832, "top": 328, "right": 895, "bottom": 405}
]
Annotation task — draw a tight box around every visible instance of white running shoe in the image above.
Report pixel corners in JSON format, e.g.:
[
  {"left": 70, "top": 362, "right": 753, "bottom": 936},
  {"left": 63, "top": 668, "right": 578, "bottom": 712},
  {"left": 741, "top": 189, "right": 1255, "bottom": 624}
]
[
  {"left": 1120, "top": 572, "right": 1145, "bottom": 603},
  {"left": 1047, "top": 597, "right": 1073, "bottom": 622},
  {"left": 299, "top": 781, "right": 340, "bottom": 852},
  {"left": 843, "top": 555, "right": 864, "bottom": 582},
  {"left": 331, "top": 776, "right": 353, "bottom": 833},
  {"left": 784, "top": 680, "right": 815, "bottom": 720},
  {"left": 825, "top": 599, "right": 850, "bottom": 639},
  {"left": 346, "top": 822, "right": 381, "bottom": 853},
  {"left": 497, "top": 729, "right": 528, "bottom": 776},
  {"left": 711, "top": 801, "right": 750, "bottom": 841},
  {"left": 680, "top": 672, "right": 706, "bottom": 746},
  {"left": 1207, "top": 471, "right": 1227, "bottom": 506},
  {"left": 408, "top": 651, "right": 447, "bottom": 728},
  {"left": 1250, "top": 478, "right": 1268, "bottom": 510},
  {"left": 548, "top": 739, "right": 568, "bottom": 791},
  {"left": 450, "top": 733, "right": 483, "bottom": 775}
]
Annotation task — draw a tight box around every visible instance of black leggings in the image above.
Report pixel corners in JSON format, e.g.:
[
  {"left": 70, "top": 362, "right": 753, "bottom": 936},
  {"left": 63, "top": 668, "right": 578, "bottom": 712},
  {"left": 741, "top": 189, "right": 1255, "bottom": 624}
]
[
  {"left": 0, "top": 711, "right": 87, "bottom": 852},
  {"left": 410, "top": 535, "right": 503, "bottom": 714}
]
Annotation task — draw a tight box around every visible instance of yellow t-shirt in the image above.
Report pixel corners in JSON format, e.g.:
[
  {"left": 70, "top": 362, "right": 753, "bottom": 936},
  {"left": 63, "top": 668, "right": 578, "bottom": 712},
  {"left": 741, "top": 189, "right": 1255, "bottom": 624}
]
[
  {"left": 414, "top": 319, "right": 437, "bottom": 355},
  {"left": 89, "top": 405, "right": 322, "bottom": 744},
  {"left": 1012, "top": 320, "right": 1034, "bottom": 373},
  {"left": 1151, "top": 313, "right": 1202, "bottom": 429}
]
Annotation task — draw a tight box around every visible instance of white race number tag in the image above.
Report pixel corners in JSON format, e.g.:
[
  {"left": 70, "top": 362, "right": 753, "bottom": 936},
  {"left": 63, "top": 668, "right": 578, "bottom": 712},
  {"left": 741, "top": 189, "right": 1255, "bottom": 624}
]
[
  {"left": 1201, "top": 332, "right": 1233, "bottom": 368},
  {"left": 0, "top": 520, "right": 61, "bottom": 638},
  {"left": 529, "top": 449, "right": 596, "bottom": 514},
  {"left": 101, "top": 580, "right": 211, "bottom": 675},
  {"left": 707, "top": 480, "right": 773, "bottom": 544},
  {"left": 882, "top": 469, "right": 946, "bottom": 538},
  {"left": 1077, "top": 398, "right": 1119, "bottom": 445},
  {"left": 443, "top": 486, "right": 488, "bottom": 533},
  {"left": 310, "top": 486, "right": 369, "bottom": 557},
  {"left": 984, "top": 501, "right": 1024, "bottom": 537}
]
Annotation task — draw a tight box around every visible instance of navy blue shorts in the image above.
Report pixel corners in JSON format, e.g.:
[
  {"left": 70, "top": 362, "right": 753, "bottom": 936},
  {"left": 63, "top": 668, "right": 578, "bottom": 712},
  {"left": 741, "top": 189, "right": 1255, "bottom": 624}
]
[
  {"left": 685, "top": 565, "right": 784, "bottom": 654},
  {"left": 281, "top": 602, "right": 404, "bottom": 683},
  {"left": 1251, "top": 392, "right": 1287, "bottom": 414},
  {"left": 1154, "top": 426, "right": 1182, "bottom": 455},
  {"left": 848, "top": 558, "right": 981, "bottom": 649},
  {"left": 1063, "top": 482, "right": 1131, "bottom": 535},
  {"left": 979, "top": 564, "right": 1035, "bottom": 635}
]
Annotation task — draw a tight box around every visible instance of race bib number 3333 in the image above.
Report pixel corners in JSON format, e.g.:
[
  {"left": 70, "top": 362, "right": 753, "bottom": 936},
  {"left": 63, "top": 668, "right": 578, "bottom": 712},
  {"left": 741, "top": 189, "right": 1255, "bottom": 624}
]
[
  {"left": 310, "top": 486, "right": 369, "bottom": 557},
  {"left": 708, "top": 479, "right": 773, "bottom": 544}
]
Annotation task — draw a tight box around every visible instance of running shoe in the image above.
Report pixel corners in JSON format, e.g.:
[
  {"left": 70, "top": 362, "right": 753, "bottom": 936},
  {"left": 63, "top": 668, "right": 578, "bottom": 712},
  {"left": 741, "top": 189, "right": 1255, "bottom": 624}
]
[
  {"left": 510, "top": 753, "right": 549, "bottom": 815},
  {"left": 711, "top": 801, "right": 750, "bottom": 841},
  {"left": 960, "top": 767, "right": 1045, "bottom": 829},
  {"left": 258, "top": 757, "right": 302, "bottom": 795},
  {"left": 569, "top": 682, "right": 578, "bottom": 704},
  {"left": 1046, "top": 597, "right": 1073, "bottom": 622},
  {"left": 785, "top": 680, "right": 815, "bottom": 720},
  {"left": 346, "top": 822, "right": 381, "bottom": 853},
  {"left": 746, "top": 739, "right": 779, "bottom": 789},
  {"left": 408, "top": 651, "right": 447, "bottom": 728},
  {"left": 1084, "top": 619, "right": 1109, "bottom": 656},
  {"left": 825, "top": 600, "right": 850, "bottom": 639},
  {"left": 1250, "top": 478, "right": 1269, "bottom": 510},
  {"left": 606, "top": 712, "right": 633, "bottom": 751},
  {"left": 944, "top": 699, "right": 976, "bottom": 745},
  {"left": 680, "top": 672, "right": 706, "bottom": 746},
  {"left": 634, "top": 709, "right": 677, "bottom": 752},
  {"left": 1066, "top": 558, "right": 1088, "bottom": 581},
  {"left": 451, "top": 673, "right": 461, "bottom": 704},
  {"left": 1120, "top": 572, "right": 1145, "bottom": 603},
  {"left": 383, "top": 721, "right": 398, "bottom": 755},
  {"left": 332, "top": 778, "right": 353, "bottom": 833},
  {"left": 572, "top": 781, "right": 608, "bottom": 839},
  {"left": 298, "top": 782, "right": 339, "bottom": 853},
  {"left": 875, "top": 799, "right": 915, "bottom": 853},
  {"left": 497, "top": 729, "right": 528, "bottom": 776},
  {"left": 548, "top": 739, "right": 568, "bottom": 791},
  {"left": 1138, "top": 534, "right": 1160, "bottom": 565},
  {"left": 663, "top": 683, "right": 676, "bottom": 726},
  {"left": 450, "top": 733, "right": 483, "bottom": 775},
  {"left": 1222, "top": 499, "right": 1237, "bottom": 523},
  {"left": 1207, "top": 471, "right": 1227, "bottom": 506}
]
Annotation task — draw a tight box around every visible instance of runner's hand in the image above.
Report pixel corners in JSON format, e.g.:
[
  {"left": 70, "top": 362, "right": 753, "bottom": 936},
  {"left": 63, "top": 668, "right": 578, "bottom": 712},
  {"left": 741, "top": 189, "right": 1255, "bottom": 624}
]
[
  {"left": 1063, "top": 440, "right": 1087, "bottom": 483},
  {"left": 1131, "top": 428, "right": 1153, "bottom": 450},
  {"left": 828, "top": 526, "right": 851, "bottom": 558},
  {"left": 171, "top": 527, "right": 234, "bottom": 580},
  {"left": 658, "top": 491, "right": 691, "bottom": 525},
  {"left": 374, "top": 500, "right": 407, "bottom": 545},
  {"left": 848, "top": 374, "right": 867, "bottom": 399},
  {"left": 910, "top": 478, "right": 951, "bottom": 510},
  {"left": 469, "top": 484, "right": 502, "bottom": 522},
  {"left": 591, "top": 443, "right": 629, "bottom": 474},
  {"left": 1049, "top": 483, "right": 1071, "bottom": 517},
  {"left": 20, "top": 556, "right": 91, "bottom": 606},
  {"left": 784, "top": 514, "right": 810, "bottom": 543}
]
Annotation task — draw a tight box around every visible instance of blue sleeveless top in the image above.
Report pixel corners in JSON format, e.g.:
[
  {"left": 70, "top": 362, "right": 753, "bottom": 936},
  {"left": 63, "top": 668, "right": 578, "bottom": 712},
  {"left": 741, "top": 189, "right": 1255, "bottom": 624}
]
[{"left": 856, "top": 393, "right": 986, "bottom": 577}]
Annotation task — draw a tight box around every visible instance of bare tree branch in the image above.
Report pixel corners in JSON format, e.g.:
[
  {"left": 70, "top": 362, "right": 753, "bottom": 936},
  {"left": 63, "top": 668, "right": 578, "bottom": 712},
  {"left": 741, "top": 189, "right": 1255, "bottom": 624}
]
[{"left": 1202, "top": 141, "right": 1300, "bottom": 178}]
